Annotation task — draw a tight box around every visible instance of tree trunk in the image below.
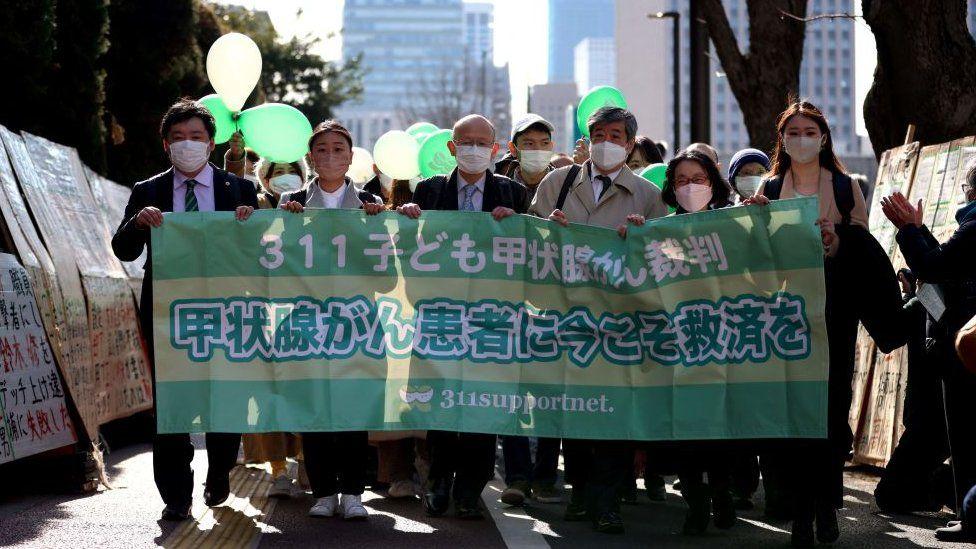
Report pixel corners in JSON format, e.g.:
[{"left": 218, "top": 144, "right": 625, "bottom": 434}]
[
  {"left": 699, "top": 0, "right": 808, "bottom": 154},
  {"left": 863, "top": 0, "right": 976, "bottom": 158}
]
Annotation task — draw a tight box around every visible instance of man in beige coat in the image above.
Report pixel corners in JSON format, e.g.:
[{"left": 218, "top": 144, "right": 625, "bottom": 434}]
[
  {"left": 529, "top": 107, "right": 666, "bottom": 229},
  {"left": 528, "top": 106, "right": 667, "bottom": 534}
]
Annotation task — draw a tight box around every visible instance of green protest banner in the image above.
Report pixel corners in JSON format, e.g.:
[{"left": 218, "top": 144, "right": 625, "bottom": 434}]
[{"left": 151, "top": 197, "right": 828, "bottom": 440}]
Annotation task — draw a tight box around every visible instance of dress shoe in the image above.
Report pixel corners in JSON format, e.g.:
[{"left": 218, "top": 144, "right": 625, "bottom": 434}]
[
  {"left": 815, "top": 503, "right": 839, "bottom": 543},
  {"left": 681, "top": 485, "right": 711, "bottom": 535},
  {"left": 161, "top": 504, "right": 191, "bottom": 521},
  {"left": 594, "top": 511, "right": 624, "bottom": 534},
  {"left": 712, "top": 489, "right": 737, "bottom": 530},
  {"left": 455, "top": 499, "right": 485, "bottom": 520},
  {"left": 204, "top": 476, "right": 231, "bottom": 507},
  {"left": 423, "top": 478, "right": 451, "bottom": 517},
  {"left": 564, "top": 488, "right": 588, "bottom": 521},
  {"left": 935, "top": 522, "right": 976, "bottom": 542}
]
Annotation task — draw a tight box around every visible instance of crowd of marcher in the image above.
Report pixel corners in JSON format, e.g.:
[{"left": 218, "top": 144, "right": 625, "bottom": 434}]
[{"left": 111, "top": 97, "right": 976, "bottom": 546}]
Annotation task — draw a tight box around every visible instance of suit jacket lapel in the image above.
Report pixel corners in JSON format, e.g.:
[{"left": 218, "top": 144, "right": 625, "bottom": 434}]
[
  {"left": 212, "top": 164, "right": 232, "bottom": 211},
  {"left": 482, "top": 170, "right": 498, "bottom": 212},
  {"left": 443, "top": 169, "right": 460, "bottom": 211},
  {"left": 572, "top": 162, "right": 596, "bottom": 214},
  {"left": 159, "top": 168, "right": 175, "bottom": 213}
]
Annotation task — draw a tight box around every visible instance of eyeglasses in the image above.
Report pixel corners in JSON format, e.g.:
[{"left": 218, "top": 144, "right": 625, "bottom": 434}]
[{"left": 675, "top": 176, "right": 709, "bottom": 186}]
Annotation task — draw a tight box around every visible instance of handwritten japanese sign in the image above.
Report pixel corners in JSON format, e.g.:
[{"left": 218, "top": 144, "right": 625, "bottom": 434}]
[
  {"left": 152, "top": 198, "right": 828, "bottom": 440},
  {"left": 0, "top": 253, "right": 76, "bottom": 464}
]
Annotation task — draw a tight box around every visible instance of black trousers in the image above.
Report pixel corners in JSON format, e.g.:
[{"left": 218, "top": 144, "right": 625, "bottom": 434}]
[
  {"left": 153, "top": 432, "right": 240, "bottom": 508},
  {"left": 302, "top": 431, "right": 368, "bottom": 497},
  {"left": 427, "top": 430, "right": 497, "bottom": 503},
  {"left": 143, "top": 305, "right": 241, "bottom": 508},
  {"left": 563, "top": 439, "right": 632, "bottom": 516},
  {"left": 502, "top": 436, "right": 561, "bottom": 485},
  {"left": 943, "top": 365, "right": 976, "bottom": 512},
  {"left": 877, "top": 310, "right": 950, "bottom": 508}
]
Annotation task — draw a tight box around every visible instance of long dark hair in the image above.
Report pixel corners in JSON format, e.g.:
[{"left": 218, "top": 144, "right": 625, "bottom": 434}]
[
  {"left": 662, "top": 151, "right": 733, "bottom": 211},
  {"left": 769, "top": 99, "right": 846, "bottom": 178}
]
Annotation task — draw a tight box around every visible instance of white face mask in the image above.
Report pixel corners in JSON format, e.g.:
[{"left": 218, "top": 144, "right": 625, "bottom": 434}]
[
  {"left": 590, "top": 141, "right": 629, "bottom": 170},
  {"left": 454, "top": 145, "right": 493, "bottom": 174},
  {"left": 518, "top": 149, "right": 551, "bottom": 174},
  {"left": 784, "top": 136, "right": 823, "bottom": 164},
  {"left": 269, "top": 174, "right": 303, "bottom": 194},
  {"left": 168, "top": 139, "right": 210, "bottom": 173},
  {"left": 243, "top": 174, "right": 260, "bottom": 186},
  {"left": 735, "top": 175, "right": 762, "bottom": 198},
  {"left": 378, "top": 172, "right": 394, "bottom": 192},
  {"left": 675, "top": 183, "right": 713, "bottom": 213}
]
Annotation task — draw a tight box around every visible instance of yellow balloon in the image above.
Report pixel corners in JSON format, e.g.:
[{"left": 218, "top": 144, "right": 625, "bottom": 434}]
[
  {"left": 206, "top": 33, "right": 262, "bottom": 112},
  {"left": 373, "top": 131, "right": 420, "bottom": 180},
  {"left": 347, "top": 147, "right": 375, "bottom": 183}
]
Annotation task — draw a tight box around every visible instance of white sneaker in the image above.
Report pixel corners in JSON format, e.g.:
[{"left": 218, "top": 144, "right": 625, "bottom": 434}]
[
  {"left": 268, "top": 475, "right": 293, "bottom": 499},
  {"left": 387, "top": 480, "right": 419, "bottom": 499},
  {"left": 340, "top": 494, "right": 368, "bottom": 520},
  {"left": 308, "top": 494, "right": 338, "bottom": 517}
]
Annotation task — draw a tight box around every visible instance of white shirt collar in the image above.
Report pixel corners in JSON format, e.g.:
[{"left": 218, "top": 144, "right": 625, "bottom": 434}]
[
  {"left": 458, "top": 173, "right": 486, "bottom": 194},
  {"left": 589, "top": 164, "right": 622, "bottom": 184},
  {"left": 174, "top": 163, "right": 213, "bottom": 188}
]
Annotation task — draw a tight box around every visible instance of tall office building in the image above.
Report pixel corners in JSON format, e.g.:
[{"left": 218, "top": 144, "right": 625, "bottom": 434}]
[
  {"left": 529, "top": 83, "right": 579, "bottom": 152},
  {"left": 462, "top": 1, "right": 512, "bottom": 139},
  {"left": 463, "top": 2, "right": 493, "bottom": 61},
  {"left": 574, "top": 37, "right": 617, "bottom": 95},
  {"left": 336, "top": 0, "right": 464, "bottom": 149},
  {"left": 548, "top": 0, "right": 615, "bottom": 83},
  {"left": 617, "top": 0, "right": 860, "bottom": 158}
]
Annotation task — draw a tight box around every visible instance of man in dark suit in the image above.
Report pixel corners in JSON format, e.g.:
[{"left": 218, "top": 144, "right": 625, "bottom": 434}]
[
  {"left": 397, "top": 114, "right": 527, "bottom": 519},
  {"left": 111, "top": 98, "right": 258, "bottom": 521}
]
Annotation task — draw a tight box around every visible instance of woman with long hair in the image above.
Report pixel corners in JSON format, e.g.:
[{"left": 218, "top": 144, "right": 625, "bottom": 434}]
[{"left": 750, "top": 100, "right": 905, "bottom": 546}]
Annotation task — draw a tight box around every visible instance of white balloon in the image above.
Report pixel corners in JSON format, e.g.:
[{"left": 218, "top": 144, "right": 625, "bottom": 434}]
[
  {"left": 207, "top": 33, "right": 262, "bottom": 112},
  {"left": 347, "top": 147, "right": 375, "bottom": 183},
  {"left": 373, "top": 131, "right": 420, "bottom": 180}
]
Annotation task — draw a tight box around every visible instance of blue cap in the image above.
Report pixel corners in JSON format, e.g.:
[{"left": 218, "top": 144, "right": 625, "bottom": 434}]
[{"left": 728, "top": 148, "right": 771, "bottom": 182}]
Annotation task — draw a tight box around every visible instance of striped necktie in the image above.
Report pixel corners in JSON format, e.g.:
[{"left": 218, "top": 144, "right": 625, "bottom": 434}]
[{"left": 184, "top": 179, "right": 198, "bottom": 212}]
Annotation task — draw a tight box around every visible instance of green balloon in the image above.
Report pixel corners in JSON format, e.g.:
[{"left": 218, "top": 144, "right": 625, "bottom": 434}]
[
  {"left": 237, "top": 103, "right": 313, "bottom": 163},
  {"left": 407, "top": 122, "right": 439, "bottom": 144},
  {"left": 199, "top": 94, "right": 236, "bottom": 144},
  {"left": 417, "top": 129, "right": 456, "bottom": 178},
  {"left": 576, "top": 86, "right": 628, "bottom": 137},
  {"left": 639, "top": 163, "right": 667, "bottom": 190}
]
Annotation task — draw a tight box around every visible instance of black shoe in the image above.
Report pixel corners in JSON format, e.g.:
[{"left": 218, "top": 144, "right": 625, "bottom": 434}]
[
  {"left": 204, "top": 476, "right": 231, "bottom": 507},
  {"left": 935, "top": 522, "right": 976, "bottom": 542},
  {"left": 815, "top": 504, "right": 839, "bottom": 543},
  {"left": 791, "top": 516, "right": 815, "bottom": 547},
  {"left": 681, "top": 486, "right": 711, "bottom": 535},
  {"left": 161, "top": 504, "right": 191, "bottom": 521},
  {"left": 455, "top": 499, "right": 485, "bottom": 520},
  {"left": 645, "top": 474, "right": 667, "bottom": 501},
  {"left": 424, "top": 478, "right": 452, "bottom": 517},
  {"left": 620, "top": 483, "right": 638, "bottom": 505},
  {"left": 734, "top": 496, "right": 754, "bottom": 510},
  {"left": 564, "top": 489, "right": 588, "bottom": 521},
  {"left": 594, "top": 511, "right": 624, "bottom": 534},
  {"left": 712, "top": 490, "right": 737, "bottom": 530}
]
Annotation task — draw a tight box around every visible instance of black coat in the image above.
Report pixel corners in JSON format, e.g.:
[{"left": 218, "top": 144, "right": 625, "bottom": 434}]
[
  {"left": 896, "top": 204, "right": 976, "bottom": 356},
  {"left": 412, "top": 168, "right": 527, "bottom": 213},
  {"left": 111, "top": 164, "right": 259, "bottom": 353}
]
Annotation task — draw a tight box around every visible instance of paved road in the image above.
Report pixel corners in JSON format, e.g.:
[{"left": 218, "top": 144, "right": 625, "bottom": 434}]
[{"left": 0, "top": 438, "right": 969, "bottom": 548}]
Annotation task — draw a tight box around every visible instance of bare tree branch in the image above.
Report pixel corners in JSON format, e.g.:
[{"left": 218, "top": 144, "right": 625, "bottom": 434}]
[{"left": 778, "top": 9, "right": 860, "bottom": 22}]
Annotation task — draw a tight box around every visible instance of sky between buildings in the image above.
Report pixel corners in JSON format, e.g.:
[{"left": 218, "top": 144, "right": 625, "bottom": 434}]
[{"left": 213, "top": 0, "right": 876, "bottom": 137}]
